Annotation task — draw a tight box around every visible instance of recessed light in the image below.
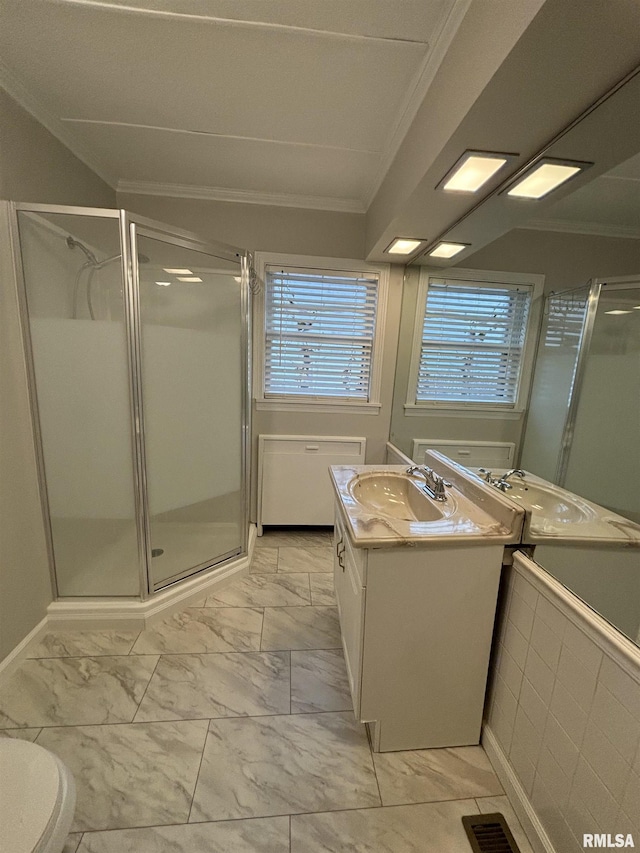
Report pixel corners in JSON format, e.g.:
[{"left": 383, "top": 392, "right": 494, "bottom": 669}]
[
  {"left": 385, "top": 238, "right": 425, "bottom": 255},
  {"left": 155, "top": 281, "right": 171, "bottom": 287},
  {"left": 163, "top": 268, "right": 192, "bottom": 275},
  {"left": 605, "top": 310, "right": 632, "bottom": 315},
  {"left": 506, "top": 158, "right": 592, "bottom": 199},
  {"left": 428, "top": 241, "right": 469, "bottom": 259},
  {"left": 177, "top": 276, "right": 203, "bottom": 283},
  {"left": 234, "top": 276, "right": 242, "bottom": 283},
  {"left": 438, "top": 151, "right": 516, "bottom": 193}
]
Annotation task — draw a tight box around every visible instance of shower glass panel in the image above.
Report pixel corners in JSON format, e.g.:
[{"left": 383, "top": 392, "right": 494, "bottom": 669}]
[
  {"left": 135, "top": 232, "right": 244, "bottom": 590},
  {"left": 563, "top": 282, "right": 640, "bottom": 522},
  {"left": 17, "top": 210, "right": 139, "bottom": 596}
]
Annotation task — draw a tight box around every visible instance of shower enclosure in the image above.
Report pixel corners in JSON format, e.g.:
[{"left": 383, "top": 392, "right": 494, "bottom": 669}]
[
  {"left": 11, "top": 202, "right": 250, "bottom": 599},
  {"left": 521, "top": 275, "right": 640, "bottom": 523}
]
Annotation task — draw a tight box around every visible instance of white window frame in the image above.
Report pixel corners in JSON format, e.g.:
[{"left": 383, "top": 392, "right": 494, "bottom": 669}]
[
  {"left": 405, "top": 267, "right": 544, "bottom": 418},
  {"left": 253, "top": 252, "right": 389, "bottom": 413}
]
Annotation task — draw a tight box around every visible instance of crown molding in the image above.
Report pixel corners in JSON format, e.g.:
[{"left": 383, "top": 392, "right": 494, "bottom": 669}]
[
  {"left": 362, "top": 0, "right": 472, "bottom": 208},
  {"left": 116, "top": 180, "right": 366, "bottom": 213},
  {"left": 521, "top": 218, "right": 640, "bottom": 240},
  {"left": 0, "top": 61, "right": 117, "bottom": 189}
]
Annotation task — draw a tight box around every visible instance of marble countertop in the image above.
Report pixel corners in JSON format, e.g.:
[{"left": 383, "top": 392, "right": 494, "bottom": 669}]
[
  {"left": 463, "top": 465, "right": 640, "bottom": 547},
  {"left": 329, "top": 465, "right": 522, "bottom": 549}
]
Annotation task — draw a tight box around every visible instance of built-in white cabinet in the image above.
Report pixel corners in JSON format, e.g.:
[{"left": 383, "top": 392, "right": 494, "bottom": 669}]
[
  {"left": 257, "top": 435, "right": 365, "bottom": 533},
  {"left": 334, "top": 504, "right": 504, "bottom": 752}
]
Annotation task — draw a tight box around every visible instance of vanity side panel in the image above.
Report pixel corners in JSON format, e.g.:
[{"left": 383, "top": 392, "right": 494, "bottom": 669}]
[{"left": 361, "top": 544, "right": 503, "bottom": 751}]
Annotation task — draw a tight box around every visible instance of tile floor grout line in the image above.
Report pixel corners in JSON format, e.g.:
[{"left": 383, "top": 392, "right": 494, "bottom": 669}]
[
  {"left": 128, "top": 630, "right": 143, "bottom": 655},
  {"left": 368, "top": 735, "right": 385, "bottom": 808},
  {"left": 130, "top": 653, "right": 163, "bottom": 721},
  {"left": 259, "top": 606, "right": 266, "bottom": 652},
  {"left": 77, "top": 794, "right": 493, "bottom": 838},
  {"left": 185, "top": 719, "right": 211, "bottom": 824}
]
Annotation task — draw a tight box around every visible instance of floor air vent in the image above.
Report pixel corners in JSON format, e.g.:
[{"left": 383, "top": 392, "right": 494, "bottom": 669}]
[{"left": 462, "top": 813, "right": 521, "bottom": 853}]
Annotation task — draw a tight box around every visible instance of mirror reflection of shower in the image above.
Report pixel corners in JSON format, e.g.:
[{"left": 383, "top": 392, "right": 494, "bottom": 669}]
[{"left": 66, "top": 235, "right": 149, "bottom": 320}]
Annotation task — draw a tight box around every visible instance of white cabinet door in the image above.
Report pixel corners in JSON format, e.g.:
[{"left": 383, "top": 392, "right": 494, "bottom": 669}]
[
  {"left": 334, "top": 513, "right": 365, "bottom": 716},
  {"left": 259, "top": 436, "right": 366, "bottom": 527}
]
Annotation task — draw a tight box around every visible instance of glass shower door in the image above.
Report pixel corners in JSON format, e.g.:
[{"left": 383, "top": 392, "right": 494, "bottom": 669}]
[{"left": 134, "top": 229, "right": 246, "bottom": 590}]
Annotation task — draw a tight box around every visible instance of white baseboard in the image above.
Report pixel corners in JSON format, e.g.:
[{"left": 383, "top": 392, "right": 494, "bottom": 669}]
[
  {"left": 482, "top": 724, "right": 556, "bottom": 853},
  {"left": 1, "top": 526, "right": 256, "bottom": 671},
  {"left": 0, "top": 616, "right": 49, "bottom": 679}
]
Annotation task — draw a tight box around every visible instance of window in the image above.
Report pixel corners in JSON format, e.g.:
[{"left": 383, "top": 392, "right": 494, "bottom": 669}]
[
  {"left": 255, "top": 254, "right": 388, "bottom": 410},
  {"left": 408, "top": 270, "right": 543, "bottom": 412}
]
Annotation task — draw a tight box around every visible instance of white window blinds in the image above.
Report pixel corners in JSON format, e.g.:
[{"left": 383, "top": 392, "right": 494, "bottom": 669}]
[
  {"left": 416, "top": 279, "right": 532, "bottom": 406},
  {"left": 264, "top": 266, "right": 379, "bottom": 399}
]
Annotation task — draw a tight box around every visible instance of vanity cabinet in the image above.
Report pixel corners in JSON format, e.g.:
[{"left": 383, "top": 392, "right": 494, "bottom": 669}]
[{"left": 333, "top": 506, "right": 504, "bottom": 752}]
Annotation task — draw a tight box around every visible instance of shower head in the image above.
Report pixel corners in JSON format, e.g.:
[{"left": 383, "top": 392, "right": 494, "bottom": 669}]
[{"left": 66, "top": 235, "right": 98, "bottom": 267}]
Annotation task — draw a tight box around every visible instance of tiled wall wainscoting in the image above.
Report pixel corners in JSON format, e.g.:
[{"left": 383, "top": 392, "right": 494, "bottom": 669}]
[{"left": 483, "top": 551, "right": 640, "bottom": 853}]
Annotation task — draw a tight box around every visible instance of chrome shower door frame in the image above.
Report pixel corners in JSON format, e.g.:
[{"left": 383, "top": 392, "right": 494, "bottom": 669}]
[
  {"left": 128, "top": 214, "right": 250, "bottom": 595},
  {"left": 10, "top": 202, "right": 250, "bottom": 600}
]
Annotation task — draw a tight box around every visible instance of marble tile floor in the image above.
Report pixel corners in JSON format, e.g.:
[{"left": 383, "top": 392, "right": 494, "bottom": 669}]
[{"left": 0, "top": 529, "right": 534, "bottom": 852}]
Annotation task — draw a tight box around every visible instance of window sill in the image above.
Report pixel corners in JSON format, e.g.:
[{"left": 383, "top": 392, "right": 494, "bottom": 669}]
[
  {"left": 255, "top": 399, "right": 382, "bottom": 415},
  {"left": 403, "top": 404, "right": 524, "bottom": 420}
]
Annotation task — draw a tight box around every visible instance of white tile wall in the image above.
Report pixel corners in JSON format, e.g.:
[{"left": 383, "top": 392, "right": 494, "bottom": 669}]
[{"left": 485, "top": 555, "right": 640, "bottom": 853}]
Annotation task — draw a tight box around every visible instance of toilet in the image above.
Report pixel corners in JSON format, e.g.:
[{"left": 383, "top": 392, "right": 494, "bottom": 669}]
[{"left": 0, "top": 739, "right": 76, "bottom": 853}]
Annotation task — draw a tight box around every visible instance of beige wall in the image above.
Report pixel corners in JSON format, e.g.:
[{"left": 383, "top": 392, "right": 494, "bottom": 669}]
[
  {"left": 0, "top": 204, "right": 52, "bottom": 659},
  {"left": 0, "top": 95, "right": 116, "bottom": 661},
  {"left": 117, "top": 192, "right": 365, "bottom": 258},
  {"left": 0, "top": 88, "right": 115, "bottom": 207}
]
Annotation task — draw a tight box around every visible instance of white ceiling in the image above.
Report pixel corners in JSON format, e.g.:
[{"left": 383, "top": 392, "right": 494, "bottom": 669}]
[{"left": 0, "top": 0, "right": 468, "bottom": 211}]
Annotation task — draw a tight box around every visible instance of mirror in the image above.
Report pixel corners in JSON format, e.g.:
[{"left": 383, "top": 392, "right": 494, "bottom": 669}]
[{"left": 389, "top": 67, "right": 640, "bottom": 646}]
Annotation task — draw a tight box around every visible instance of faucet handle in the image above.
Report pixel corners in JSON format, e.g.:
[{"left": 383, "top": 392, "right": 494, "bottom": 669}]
[{"left": 478, "top": 468, "right": 493, "bottom": 483}]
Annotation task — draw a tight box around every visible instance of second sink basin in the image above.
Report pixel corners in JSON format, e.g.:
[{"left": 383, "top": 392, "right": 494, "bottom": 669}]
[
  {"left": 348, "top": 472, "right": 451, "bottom": 522},
  {"left": 502, "top": 481, "right": 596, "bottom": 524}
]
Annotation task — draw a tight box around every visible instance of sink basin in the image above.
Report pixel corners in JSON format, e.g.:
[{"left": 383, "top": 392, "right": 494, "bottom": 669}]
[
  {"left": 503, "top": 481, "right": 596, "bottom": 524},
  {"left": 348, "top": 472, "right": 450, "bottom": 522}
]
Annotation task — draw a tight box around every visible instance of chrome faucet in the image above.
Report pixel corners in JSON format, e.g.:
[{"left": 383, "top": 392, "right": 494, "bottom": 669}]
[
  {"left": 406, "top": 465, "right": 450, "bottom": 501},
  {"left": 479, "top": 468, "right": 525, "bottom": 492},
  {"left": 501, "top": 469, "right": 525, "bottom": 483}
]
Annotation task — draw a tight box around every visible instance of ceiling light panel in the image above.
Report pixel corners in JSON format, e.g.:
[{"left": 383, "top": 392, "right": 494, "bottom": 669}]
[
  {"left": 605, "top": 310, "right": 632, "bottom": 315},
  {"left": 439, "top": 151, "right": 515, "bottom": 193},
  {"left": 506, "top": 159, "right": 591, "bottom": 199},
  {"left": 428, "top": 241, "right": 469, "bottom": 258},
  {"left": 164, "top": 268, "right": 192, "bottom": 275},
  {"left": 178, "top": 277, "right": 203, "bottom": 282},
  {"left": 386, "top": 238, "right": 425, "bottom": 255}
]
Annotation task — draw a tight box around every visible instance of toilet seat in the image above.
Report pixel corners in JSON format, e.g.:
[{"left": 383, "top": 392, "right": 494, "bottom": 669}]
[{"left": 0, "top": 739, "right": 76, "bottom": 853}]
